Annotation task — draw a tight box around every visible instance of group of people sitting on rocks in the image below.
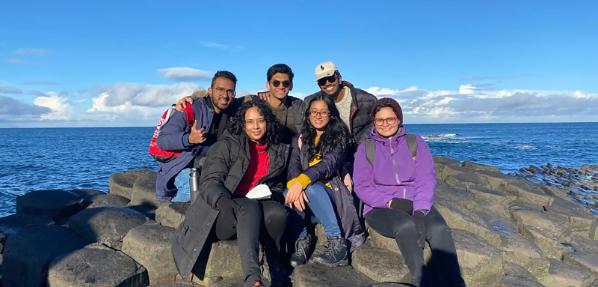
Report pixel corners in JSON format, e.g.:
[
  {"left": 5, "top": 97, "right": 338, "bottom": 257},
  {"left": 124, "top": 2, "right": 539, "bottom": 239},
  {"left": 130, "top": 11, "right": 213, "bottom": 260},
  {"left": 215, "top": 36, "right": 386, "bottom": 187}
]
[{"left": 153, "top": 62, "right": 466, "bottom": 287}]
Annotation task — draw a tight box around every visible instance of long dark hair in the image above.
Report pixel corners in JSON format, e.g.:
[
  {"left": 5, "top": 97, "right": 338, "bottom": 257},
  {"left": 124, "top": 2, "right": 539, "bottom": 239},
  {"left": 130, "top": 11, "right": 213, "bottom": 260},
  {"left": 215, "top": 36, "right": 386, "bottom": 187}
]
[
  {"left": 301, "top": 95, "right": 352, "bottom": 158},
  {"left": 228, "top": 96, "right": 281, "bottom": 145}
]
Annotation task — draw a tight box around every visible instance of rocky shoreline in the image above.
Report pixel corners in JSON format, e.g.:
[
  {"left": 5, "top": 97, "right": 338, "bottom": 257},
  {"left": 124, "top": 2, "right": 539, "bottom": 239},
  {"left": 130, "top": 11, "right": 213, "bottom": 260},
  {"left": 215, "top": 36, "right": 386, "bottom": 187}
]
[
  {"left": 515, "top": 163, "right": 598, "bottom": 214},
  {"left": 0, "top": 157, "right": 596, "bottom": 287}
]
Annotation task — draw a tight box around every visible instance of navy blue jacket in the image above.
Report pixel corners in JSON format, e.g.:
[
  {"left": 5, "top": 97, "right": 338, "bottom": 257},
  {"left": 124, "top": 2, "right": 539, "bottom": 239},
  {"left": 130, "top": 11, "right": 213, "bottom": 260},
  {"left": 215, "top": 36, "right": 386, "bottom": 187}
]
[{"left": 155, "top": 97, "right": 236, "bottom": 200}]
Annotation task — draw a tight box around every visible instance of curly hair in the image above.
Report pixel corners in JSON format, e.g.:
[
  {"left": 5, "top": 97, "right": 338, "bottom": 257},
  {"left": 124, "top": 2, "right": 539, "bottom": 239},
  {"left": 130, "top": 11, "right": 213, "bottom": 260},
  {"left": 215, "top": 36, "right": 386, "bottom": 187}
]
[
  {"left": 301, "top": 94, "right": 353, "bottom": 158},
  {"left": 228, "top": 96, "right": 281, "bottom": 145}
]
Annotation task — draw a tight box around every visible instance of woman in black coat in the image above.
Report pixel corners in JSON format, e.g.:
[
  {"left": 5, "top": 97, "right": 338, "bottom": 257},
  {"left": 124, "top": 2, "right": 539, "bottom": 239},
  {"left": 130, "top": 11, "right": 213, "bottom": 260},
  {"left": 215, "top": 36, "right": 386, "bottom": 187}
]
[{"left": 171, "top": 98, "right": 290, "bottom": 287}]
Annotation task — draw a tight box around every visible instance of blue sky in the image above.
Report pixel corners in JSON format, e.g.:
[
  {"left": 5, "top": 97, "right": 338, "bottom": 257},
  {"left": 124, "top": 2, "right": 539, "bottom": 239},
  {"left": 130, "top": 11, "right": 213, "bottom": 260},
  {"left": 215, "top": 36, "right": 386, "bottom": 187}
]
[{"left": 1, "top": 1, "right": 597, "bottom": 127}]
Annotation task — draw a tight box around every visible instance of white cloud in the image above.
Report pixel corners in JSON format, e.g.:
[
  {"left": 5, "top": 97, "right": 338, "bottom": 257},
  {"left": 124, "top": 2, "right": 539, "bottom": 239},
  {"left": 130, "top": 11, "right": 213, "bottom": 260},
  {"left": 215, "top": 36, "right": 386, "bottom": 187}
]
[
  {"left": 158, "top": 67, "right": 213, "bottom": 81},
  {"left": 458, "top": 84, "right": 476, "bottom": 95},
  {"left": 364, "top": 85, "right": 598, "bottom": 123},
  {"left": 84, "top": 82, "right": 203, "bottom": 124},
  {"left": 0, "top": 96, "right": 50, "bottom": 118},
  {"left": 15, "top": 48, "right": 48, "bottom": 56},
  {"left": 33, "top": 93, "right": 74, "bottom": 120}
]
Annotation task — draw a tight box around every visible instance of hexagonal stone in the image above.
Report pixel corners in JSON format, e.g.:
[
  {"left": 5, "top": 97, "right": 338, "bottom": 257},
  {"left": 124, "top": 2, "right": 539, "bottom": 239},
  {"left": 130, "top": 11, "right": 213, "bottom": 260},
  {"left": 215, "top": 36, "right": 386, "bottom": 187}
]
[
  {"left": 16, "top": 189, "right": 89, "bottom": 222},
  {"left": 67, "top": 189, "right": 105, "bottom": 201},
  {"left": 88, "top": 193, "right": 130, "bottom": 208},
  {"left": 2, "top": 225, "right": 89, "bottom": 287},
  {"left": 548, "top": 197, "right": 595, "bottom": 232},
  {"left": 110, "top": 169, "right": 154, "bottom": 200},
  {"left": 365, "top": 223, "right": 401, "bottom": 255},
  {"left": 505, "top": 179, "right": 554, "bottom": 208},
  {"left": 194, "top": 240, "right": 244, "bottom": 285},
  {"left": 156, "top": 202, "right": 189, "bottom": 229},
  {"left": 68, "top": 207, "right": 148, "bottom": 249},
  {"left": 537, "top": 260, "right": 594, "bottom": 287},
  {"left": 129, "top": 171, "right": 160, "bottom": 209},
  {"left": 434, "top": 201, "right": 501, "bottom": 248},
  {"left": 291, "top": 263, "right": 374, "bottom": 287},
  {"left": 47, "top": 244, "right": 149, "bottom": 287},
  {"left": 590, "top": 220, "right": 598, "bottom": 240},
  {"left": 500, "top": 262, "right": 545, "bottom": 287},
  {"left": 122, "top": 223, "right": 178, "bottom": 284},
  {"left": 510, "top": 206, "right": 571, "bottom": 259},
  {"left": 500, "top": 232, "right": 549, "bottom": 276},
  {"left": 0, "top": 213, "right": 53, "bottom": 235},
  {"left": 452, "top": 229, "right": 503, "bottom": 287},
  {"left": 370, "top": 284, "right": 413, "bottom": 287},
  {"left": 461, "top": 161, "right": 501, "bottom": 173},
  {"left": 563, "top": 251, "right": 598, "bottom": 275},
  {"left": 351, "top": 242, "right": 408, "bottom": 283}
]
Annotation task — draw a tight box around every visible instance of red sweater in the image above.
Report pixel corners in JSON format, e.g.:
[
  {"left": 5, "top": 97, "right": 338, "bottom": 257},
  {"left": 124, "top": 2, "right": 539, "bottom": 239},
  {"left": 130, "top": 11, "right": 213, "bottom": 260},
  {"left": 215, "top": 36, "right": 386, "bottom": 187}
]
[{"left": 235, "top": 141, "right": 270, "bottom": 197}]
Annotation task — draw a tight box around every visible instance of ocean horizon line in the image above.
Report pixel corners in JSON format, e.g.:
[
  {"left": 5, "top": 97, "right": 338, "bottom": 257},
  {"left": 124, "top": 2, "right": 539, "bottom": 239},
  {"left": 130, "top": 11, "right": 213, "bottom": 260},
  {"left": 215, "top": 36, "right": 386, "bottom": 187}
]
[{"left": 1, "top": 121, "right": 597, "bottom": 129}]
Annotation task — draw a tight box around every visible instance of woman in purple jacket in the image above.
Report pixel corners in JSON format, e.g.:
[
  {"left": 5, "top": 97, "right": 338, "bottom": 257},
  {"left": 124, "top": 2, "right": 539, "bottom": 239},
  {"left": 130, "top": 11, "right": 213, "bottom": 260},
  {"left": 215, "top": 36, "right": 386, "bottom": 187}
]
[{"left": 353, "top": 98, "right": 464, "bottom": 287}]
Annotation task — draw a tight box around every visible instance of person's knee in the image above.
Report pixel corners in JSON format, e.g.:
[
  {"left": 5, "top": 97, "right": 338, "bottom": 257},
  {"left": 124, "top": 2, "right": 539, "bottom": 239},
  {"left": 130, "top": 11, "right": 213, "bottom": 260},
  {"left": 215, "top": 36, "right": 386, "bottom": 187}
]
[
  {"left": 236, "top": 198, "right": 261, "bottom": 217},
  {"left": 268, "top": 205, "right": 287, "bottom": 222},
  {"left": 393, "top": 217, "right": 417, "bottom": 236},
  {"left": 305, "top": 183, "right": 326, "bottom": 200},
  {"left": 427, "top": 221, "right": 452, "bottom": 241}
]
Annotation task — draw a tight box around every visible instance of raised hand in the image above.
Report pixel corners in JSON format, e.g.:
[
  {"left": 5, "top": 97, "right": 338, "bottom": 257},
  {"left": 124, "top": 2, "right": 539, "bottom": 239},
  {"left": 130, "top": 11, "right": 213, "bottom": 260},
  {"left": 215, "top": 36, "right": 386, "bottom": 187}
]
[{"left": 188, "top": 121, "right": 206, "bottom": 144}]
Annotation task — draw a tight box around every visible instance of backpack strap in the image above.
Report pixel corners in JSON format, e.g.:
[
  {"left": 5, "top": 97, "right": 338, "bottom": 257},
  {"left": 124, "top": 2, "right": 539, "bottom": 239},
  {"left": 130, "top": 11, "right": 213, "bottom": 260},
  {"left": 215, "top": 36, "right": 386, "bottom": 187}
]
[
  {"left": 365, "top": 139, "right": 376, "bottom": 166},
  {"left": 365, "top": 134, "right": 417, "bottom": 166},
  {"left": 183, "top": 103, "right": 195, "bottom": 125},
  {"left": 406, "top": 134, "right": 417, "bottom": 160}
]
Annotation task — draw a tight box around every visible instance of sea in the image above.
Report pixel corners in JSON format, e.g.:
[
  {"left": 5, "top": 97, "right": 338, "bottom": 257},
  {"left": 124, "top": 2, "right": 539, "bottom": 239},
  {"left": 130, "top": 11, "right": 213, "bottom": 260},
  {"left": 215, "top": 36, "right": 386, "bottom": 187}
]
[{"left": 1, "top": 122, "right": 597, "bottom": 217}]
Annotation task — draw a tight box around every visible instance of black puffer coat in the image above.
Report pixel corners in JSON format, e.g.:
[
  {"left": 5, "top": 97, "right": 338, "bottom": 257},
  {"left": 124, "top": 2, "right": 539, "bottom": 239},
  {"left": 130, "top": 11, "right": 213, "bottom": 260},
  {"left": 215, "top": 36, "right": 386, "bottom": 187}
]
[{"left": 171, "top": 130, "right": 290, "bottom": 279}]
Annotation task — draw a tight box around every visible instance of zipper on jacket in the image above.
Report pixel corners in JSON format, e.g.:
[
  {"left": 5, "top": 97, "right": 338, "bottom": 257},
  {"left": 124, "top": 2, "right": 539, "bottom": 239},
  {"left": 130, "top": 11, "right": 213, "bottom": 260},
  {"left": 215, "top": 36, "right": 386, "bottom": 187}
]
[{"left": 389, "top": 137, "right": 401, "bottom": 185}]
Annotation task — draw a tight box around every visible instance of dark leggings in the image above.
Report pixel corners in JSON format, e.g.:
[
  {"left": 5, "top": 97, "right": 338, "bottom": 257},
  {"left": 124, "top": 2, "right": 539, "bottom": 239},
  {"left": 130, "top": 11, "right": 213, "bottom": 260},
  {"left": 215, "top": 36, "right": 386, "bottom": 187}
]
[
  {"left": 365, "top": 206, "right": 465, "bottom": 287},
  {"left": 213, "top": 198, "right": 287, "bottom": 282}
]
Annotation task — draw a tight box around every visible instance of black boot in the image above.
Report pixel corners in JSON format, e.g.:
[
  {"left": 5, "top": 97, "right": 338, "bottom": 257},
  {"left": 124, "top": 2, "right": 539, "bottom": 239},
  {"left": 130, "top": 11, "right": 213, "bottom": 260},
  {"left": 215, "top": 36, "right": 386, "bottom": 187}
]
[
  {"left": 313, "top": 236, "right": 348, "bottom": 267},
  {"left": 290, "top": 233, "right": 313, "bottom": 267}
]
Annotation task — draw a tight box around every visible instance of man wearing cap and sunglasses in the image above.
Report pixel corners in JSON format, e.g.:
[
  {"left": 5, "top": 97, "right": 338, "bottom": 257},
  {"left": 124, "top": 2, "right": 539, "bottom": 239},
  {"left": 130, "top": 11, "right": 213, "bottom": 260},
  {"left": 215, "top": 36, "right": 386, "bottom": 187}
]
[{"left": 306, "top": 61, "right": 377, "bottom": 147}]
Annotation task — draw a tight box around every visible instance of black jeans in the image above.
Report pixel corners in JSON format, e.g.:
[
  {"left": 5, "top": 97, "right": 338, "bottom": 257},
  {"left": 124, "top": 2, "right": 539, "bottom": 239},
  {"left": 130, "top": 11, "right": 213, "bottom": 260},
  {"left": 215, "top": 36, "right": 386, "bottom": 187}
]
[
  {"left": 365, "top": 206, "right": 465, "bottom": 287},
  {"left": 213, "top": 198, "right": 287, "bottom": 282}
]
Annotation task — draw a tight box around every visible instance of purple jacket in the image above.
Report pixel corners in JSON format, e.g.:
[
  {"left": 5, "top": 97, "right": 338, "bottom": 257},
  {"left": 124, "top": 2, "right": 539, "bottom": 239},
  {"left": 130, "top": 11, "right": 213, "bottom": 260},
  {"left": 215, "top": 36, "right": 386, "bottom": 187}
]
[{"left": 353, "top": 127, "right": 436, "bottom": 215}]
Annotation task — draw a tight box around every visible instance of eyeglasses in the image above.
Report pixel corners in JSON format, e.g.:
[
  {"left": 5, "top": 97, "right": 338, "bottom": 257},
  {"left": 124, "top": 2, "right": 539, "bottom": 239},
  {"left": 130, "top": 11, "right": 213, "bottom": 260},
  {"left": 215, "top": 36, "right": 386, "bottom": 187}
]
[
  {"left": 214, "top": 87, "right": 235, "bottom": 96},
  {"left": 317, "top": 74, "right": 337, "bottom": 86},
  {"left": 271, "top": 80, "right": 291, "bottom": 88},
  {"left": 309, "top": 110, "right": 331, "bottom": 117},
  {"left": 374, "top": 117, "right": 398, "bottom": 126}
]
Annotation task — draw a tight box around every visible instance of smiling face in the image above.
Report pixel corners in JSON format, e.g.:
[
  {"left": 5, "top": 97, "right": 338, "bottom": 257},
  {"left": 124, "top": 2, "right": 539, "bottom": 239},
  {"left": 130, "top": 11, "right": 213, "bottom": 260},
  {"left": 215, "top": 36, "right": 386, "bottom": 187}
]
[
  {"left": 318, "top": 73, "right": 341, "bottom": 96},
  {"left": 374, "top": 107, "right": 400, "bottom": 137},
  {"left": 208, "top": 76, "right": 236, "bottom": 113},
  {"left": 308, "top": 100, "right": 331, "bottom": 132},
  {"left": 243, "top": 106, "right": 267, "bottom": 143},
  {"left": 266, "top": 72, "right": 292, "bottom": 101}
]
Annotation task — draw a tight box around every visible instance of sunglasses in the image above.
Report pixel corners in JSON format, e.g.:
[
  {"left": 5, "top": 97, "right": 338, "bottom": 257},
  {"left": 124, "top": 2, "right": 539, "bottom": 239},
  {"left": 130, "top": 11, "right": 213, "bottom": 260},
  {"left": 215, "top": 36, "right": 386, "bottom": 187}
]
[
  {"left": 271, "top": 80, "right": 291, "bottom": 88},
  {"left": 317, "top": 74, "right": 337, "bottom": 86}
]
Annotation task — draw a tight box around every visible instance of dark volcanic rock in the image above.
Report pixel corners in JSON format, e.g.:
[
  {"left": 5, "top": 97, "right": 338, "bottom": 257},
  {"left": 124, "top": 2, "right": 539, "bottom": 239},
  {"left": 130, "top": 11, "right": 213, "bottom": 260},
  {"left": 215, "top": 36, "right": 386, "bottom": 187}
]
[
  {"left": 16, "top": 189, "right": 89, "bottom": 222},
  {"left": 2, "top": 225, "right": 89, "bottom": 287},
  {"left": 291, "top": 264, "right": 374, "bottom": 287},
  {"left": 88, "top": 193, "right": 130, "bottom": 208},
  {"left": 109, "top": 169, "right": 154, "bottom": 200},
  {"left": 0, "top": 213, "right": 53, "bottom": 235},
  {"left": 47, "top": 243, "right": 149, "bottom": 287},
  {"left": 68, "top": 207, "right": 148, "bottom": 249},
  {"left": 122, "top": 223, "right": 178, "bottom": 284}
]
